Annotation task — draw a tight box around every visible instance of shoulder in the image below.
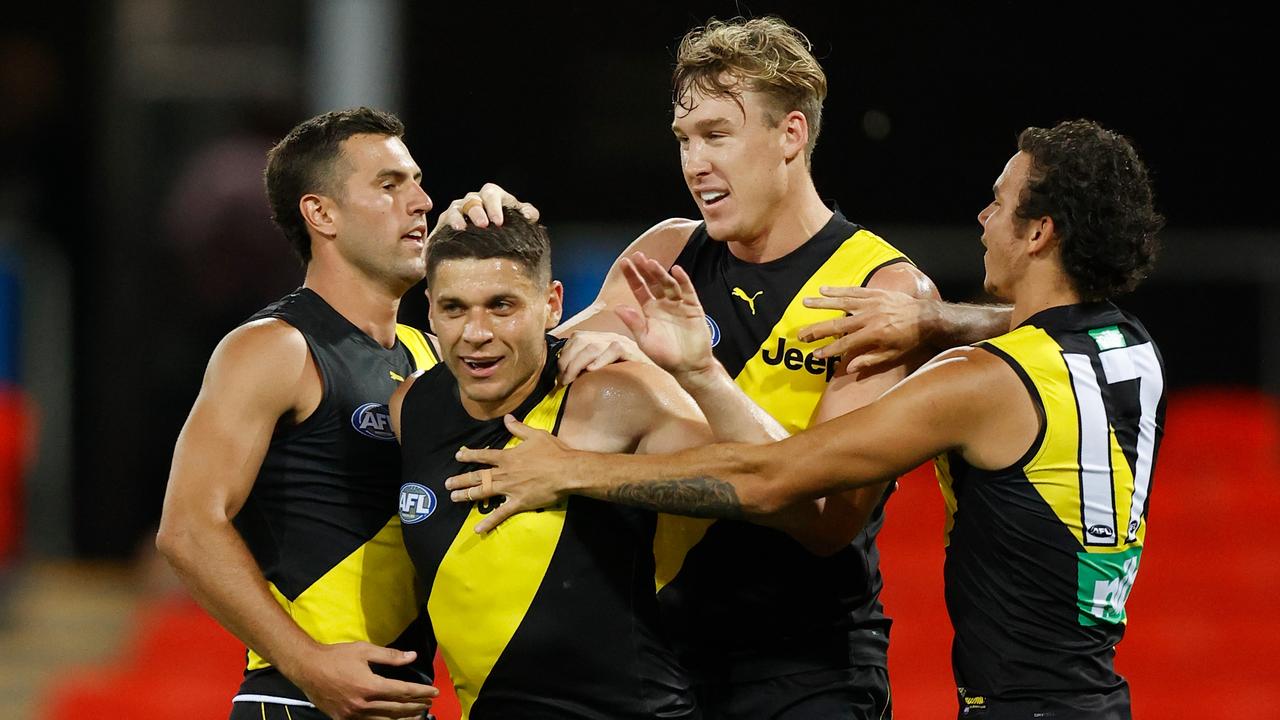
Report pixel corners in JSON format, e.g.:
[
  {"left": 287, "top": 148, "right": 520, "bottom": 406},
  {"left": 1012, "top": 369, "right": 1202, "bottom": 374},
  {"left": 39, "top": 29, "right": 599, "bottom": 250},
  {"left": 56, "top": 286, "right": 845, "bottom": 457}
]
[
  {"left": 864, "top": 259, "right": 940, "bottom": 300},
  {"left": 902, "top": 345, "right": 1029, "bottom": 415},
  {"left": 621, "top": 218, "right": 700, "bottom": 265},
  {"left": 568, "top": 360, "right": 687, "bottom": 417},
  {"left": 213, "top": 318, "right": 309, "bottom": 376}
]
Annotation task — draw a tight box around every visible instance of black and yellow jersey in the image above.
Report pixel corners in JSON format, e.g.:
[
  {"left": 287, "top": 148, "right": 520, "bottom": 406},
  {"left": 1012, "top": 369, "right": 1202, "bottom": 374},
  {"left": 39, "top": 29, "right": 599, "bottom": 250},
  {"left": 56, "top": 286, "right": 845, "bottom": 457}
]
[
  {"left": 938, "top": 302, "right": 1165, "bottom": 717},
  {"left": 398, "top": 336, "right": 697, "bottom": 720},
  {"left": 658, "top": 212, "right": 911, "bottom": 681},
  {"left": 232, "top": 288, "right": 439, "bottom": 706}
]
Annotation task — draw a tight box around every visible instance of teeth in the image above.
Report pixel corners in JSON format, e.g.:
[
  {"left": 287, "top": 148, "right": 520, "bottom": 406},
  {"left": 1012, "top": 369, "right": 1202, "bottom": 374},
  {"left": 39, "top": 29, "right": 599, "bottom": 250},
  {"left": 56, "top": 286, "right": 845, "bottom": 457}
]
[{"left": 700, "top": 191, "right": 726, "bottom": 203}]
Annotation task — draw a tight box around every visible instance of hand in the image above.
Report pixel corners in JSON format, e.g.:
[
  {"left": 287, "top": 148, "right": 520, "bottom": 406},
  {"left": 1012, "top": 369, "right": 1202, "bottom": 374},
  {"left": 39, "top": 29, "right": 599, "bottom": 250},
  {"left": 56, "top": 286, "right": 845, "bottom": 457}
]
[
  {"left": 557, "top": 331, "right": 652, "bottom": 385},
  {"left": 286, "top": 642, "right": 438, "bottom": 720},
  {"left": 446, "top": 415, "right": 576, "bottom": 533},
  {"left": 613, "top": 252, "right": 716, "bottom": 379},
  {"left": 798, "top": 286, "right": 938, "bottom": 374},
  {"left": 430, "top": 182, "right": 539, "bottom": 235}
]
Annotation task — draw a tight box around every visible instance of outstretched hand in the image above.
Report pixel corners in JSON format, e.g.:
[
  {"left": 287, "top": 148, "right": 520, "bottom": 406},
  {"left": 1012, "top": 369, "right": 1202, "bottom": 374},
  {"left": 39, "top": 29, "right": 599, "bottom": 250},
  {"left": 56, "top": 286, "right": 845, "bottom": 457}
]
[
  {"left": 798, "top": 285, "right": 937, "bottom": 374},
  {"left": 613, "top": 252, "right": 715, "bottom": 377}
]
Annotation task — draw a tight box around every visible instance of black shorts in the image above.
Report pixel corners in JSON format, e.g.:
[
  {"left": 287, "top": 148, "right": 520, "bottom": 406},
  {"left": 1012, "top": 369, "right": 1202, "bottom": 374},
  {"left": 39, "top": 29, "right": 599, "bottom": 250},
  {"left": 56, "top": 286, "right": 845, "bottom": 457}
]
[
  {"left": 697, "top": 665, "right": 891, "bottom": 720},
  {"left": 956, "top": 685, "right": 1130, "bottom": 720},
  {"left": 229, "top": 701, "right": 328, "bottom": 720},
  {"left": 229, "top": 700, "right": 431, "bottom": 720}
]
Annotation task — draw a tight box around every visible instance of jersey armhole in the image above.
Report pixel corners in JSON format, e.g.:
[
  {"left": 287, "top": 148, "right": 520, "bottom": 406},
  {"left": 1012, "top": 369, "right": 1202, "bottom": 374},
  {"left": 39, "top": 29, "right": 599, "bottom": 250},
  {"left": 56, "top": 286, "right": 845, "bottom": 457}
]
[
  {"left": 270, "top": 318, "right": 332, "bottom": 442},
  {"left": 975, "top": 342, "right": 1048, "bottom": 472}
]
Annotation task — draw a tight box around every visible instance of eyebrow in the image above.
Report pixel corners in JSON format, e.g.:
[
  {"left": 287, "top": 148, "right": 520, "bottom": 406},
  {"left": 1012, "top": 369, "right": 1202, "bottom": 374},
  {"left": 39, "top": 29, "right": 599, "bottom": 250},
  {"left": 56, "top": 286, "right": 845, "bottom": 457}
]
[
  {"left": 375, "top": 168, "right": 423, "bottom": 183},
  {"left": 671, "top": 117, "right": 734, "bottom": 134}
]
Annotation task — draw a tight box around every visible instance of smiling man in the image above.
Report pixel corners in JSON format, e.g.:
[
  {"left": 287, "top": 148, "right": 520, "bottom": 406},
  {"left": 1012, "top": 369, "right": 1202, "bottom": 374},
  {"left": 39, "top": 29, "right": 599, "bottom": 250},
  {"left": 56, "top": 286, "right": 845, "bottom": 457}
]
[
  {"left": 453, "top": 119, "right": 1167, "bottom": 720},
  {"left": 389, "top": 212, "right": 802, "bottom": 719}
]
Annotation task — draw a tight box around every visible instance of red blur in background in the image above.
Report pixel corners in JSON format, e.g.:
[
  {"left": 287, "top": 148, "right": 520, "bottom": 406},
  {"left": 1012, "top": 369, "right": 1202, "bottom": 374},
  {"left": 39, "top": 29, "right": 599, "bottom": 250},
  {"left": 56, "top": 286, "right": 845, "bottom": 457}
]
[{"left": 38, "top": 389, "right": 1280, "bottom": 718}]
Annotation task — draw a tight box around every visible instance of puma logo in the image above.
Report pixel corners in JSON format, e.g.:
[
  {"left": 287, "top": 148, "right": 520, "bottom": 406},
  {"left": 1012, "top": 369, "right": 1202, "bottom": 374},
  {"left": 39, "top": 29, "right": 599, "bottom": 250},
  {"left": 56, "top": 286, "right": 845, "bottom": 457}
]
[{"left": 731, "top": 287, "right": 763, "bottom": 315}]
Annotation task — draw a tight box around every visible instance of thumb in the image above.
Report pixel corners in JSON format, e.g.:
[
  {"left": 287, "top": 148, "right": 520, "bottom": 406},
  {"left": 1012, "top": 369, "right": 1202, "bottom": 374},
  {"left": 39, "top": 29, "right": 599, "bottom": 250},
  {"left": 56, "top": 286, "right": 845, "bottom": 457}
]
[
  {"left": 503, "top": 414, "right": 538, "bottom": 440},
  {"left": 614, "top": 305, "right": 646, "bottom": 337},
  {"left": 363, "top": 644, "right": 417, "bottom": 666}
]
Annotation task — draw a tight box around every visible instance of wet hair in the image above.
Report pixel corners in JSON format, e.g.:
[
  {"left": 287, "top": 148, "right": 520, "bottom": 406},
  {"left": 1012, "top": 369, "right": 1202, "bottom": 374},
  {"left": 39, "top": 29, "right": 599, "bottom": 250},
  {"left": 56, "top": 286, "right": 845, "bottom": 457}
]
[
  {"left": 1016, "top": 119, "right": 1164, "bottom": 300},
  {"left": 673, "top": 16, "right": 827, "bottom": 161},
  {"left": 264, "top": 107, "right": 405, "bottom": 263},
  {"left": 426, "top": 211, "right": 551, "bottom": 285}
]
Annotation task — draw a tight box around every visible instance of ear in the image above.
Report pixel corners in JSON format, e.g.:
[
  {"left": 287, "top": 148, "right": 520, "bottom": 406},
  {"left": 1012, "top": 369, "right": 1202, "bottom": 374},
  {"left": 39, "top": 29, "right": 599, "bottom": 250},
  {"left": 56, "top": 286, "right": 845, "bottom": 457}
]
[
  {"left": 545, "top": 280, "right": 564, "bottom": 329},
  {"left": 300, "top": 193, "right": 338, "bottom": 241},
  {"left": 1027, "top": 216, "right": 1058, "bottom": 257},
  {"left": 780, "top": 110, "right": 809, "bottom": 163}
]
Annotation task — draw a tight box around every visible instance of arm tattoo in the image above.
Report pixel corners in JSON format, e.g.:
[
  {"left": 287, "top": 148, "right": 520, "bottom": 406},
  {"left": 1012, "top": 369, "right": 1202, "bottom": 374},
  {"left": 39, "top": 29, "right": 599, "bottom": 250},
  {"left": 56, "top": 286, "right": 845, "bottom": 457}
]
[{"left": 607, "top": 477, "right": 745, "bottom": 520}]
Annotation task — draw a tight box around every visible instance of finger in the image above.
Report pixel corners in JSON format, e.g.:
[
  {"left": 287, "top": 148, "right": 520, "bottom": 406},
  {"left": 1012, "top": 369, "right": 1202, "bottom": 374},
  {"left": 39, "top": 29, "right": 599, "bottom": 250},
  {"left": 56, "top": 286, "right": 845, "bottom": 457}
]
[
  {"left": 621, "top": 257, "right": 655, "bottom": 306},
  {"left": 816, "top": 285, "right": 878, "bottom": 298},
  {"left": 801, "top": 296, "right": 862, "bottom": 312},
  {"left": 670, "top": 265, "right": 700, "bottom": 306},
  {"left": 454, "top": 447, "right": 504, "bottom": 466},
  {"left": 846, "top": 349, "right": 900, "bottom": 374},
  {"left": 586, "top": 341, "right": 626, "bottom": 370},
  {"left": 517, "top": 201, "right": 540, "bottom": 222},
  {"left": 639, "top": 257, "right": 680, "bottom": 301},
  {"left": 612, "top": 304, "right": 645, "bottom": 338},
  {"left": 503, "top": 414, "right": 539, "bottom": 441},
  {"left": 479, "top": 185, "right": 506, "bottom": 226},
  {"left": 368, "top": 677, "right": 440, "bottom": 701},
  {"left": 558, "top": 346, "right": 597, "bottom": 384},
  {"left": 798, "top": 316, "right": 860, "bottom": 344},
  {"left": 473, "top": 498, "right": 522, "bottom": 534},
  {"left": 812, "top": 331, "right": 873, "bottom": 360},
  {"left": 361, "top": 645, "right": 419, "bottom": 666},
  {"left": 461, "top": 193, "right": 489, "bottom": 227}
]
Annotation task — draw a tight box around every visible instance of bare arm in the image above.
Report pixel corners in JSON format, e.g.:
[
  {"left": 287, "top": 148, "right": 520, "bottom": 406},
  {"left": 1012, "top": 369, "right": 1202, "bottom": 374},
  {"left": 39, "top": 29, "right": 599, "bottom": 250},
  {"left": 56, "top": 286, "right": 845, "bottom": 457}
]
[
  {"left": 157, "top": 321, "right": 435, "bottom": 720},
  {"left": 449, "top": 346, "right": 1039, "bottom": 526}
]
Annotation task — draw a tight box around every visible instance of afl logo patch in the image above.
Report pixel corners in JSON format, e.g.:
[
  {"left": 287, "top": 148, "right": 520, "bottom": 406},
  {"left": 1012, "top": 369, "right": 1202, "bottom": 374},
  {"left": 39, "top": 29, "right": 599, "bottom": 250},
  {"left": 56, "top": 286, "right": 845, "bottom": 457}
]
[
  {"left": 1087, "top": 524, "right": 1115, "bottom": 539},
  {"left": 399, "top": 483, "right": 437, "bottom": 524},
  {"left": 351, "top": 402, "right": 396, "bottom": 441},
  {"left": 705, "top": 315, "right": 722, "bottom": 348}
]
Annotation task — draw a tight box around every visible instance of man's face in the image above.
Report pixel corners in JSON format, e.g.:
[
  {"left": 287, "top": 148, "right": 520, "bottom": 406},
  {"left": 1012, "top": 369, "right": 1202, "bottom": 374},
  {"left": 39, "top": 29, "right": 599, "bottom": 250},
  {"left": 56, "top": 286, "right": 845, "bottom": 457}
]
[
  {"left": 428, "top": 257, "right": 563, "bottom": 417},
  {"left": 672, "top": 83, "right": 792, "bottom": 242},
  {"left": 977, "top": 151, "right": 1036, "bottom": 300},
  {"left": 328, "top": 133, "right": 432, "bottom": 289}
]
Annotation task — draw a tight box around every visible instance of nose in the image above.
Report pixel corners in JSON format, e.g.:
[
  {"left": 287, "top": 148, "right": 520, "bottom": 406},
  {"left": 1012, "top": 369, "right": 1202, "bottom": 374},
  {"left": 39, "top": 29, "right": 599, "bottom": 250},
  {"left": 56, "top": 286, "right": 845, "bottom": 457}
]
[
  {"left": 682, "top": 140, "right": 712, "bottom": 180},
  {"left": 977, "top": 202, "right": 994, "bottom": 228},
  {"left": 461, "top": 311, "right": 493, "bottom": 345},
  {"left": 409, "top": 181, "right": 432, "bottom": 216}
]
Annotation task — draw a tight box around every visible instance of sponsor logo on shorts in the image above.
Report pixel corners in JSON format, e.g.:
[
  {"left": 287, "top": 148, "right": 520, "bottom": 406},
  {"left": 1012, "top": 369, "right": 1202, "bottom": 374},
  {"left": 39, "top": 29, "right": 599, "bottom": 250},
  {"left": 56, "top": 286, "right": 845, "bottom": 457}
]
[
  {"left": 351, "top": 402, "right": 396, "bottom": 441},
  {"left": 399, "top": 483, "right": 437, "bottom": 524}
]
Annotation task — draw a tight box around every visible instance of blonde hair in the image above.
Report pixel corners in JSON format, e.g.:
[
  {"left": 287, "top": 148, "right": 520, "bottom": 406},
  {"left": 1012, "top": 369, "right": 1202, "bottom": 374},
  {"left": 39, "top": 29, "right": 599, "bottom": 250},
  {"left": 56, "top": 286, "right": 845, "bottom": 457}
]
[{"left": 674, "top": 16, "right": 828, "bottom": 160}]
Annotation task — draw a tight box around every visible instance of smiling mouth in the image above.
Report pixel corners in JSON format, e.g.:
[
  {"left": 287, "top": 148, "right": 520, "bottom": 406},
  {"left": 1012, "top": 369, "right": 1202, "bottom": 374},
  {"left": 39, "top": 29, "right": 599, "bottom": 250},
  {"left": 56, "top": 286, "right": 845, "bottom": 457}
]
[
  {"left": 460, "top": 357, "right": 502, "bottom": 377},
  {"left": 699, "top": 191, "right": 728, "bottom": 207}
]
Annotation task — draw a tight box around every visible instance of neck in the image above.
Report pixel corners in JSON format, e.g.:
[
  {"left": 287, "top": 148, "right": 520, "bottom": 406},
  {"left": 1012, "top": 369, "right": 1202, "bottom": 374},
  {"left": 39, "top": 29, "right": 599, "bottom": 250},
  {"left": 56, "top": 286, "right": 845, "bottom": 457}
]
[
  {"left": 460, "top": 348, "right": 548, "bottom": 421},
  {"left": 303, "top": 259, "right": 406, "bottom": 349},
  {"left": 1007, "top": 266, "right": 1083, "bottom": 329},
  {"left": 726, "top": 172, "right": 832, "bottom": 264}
]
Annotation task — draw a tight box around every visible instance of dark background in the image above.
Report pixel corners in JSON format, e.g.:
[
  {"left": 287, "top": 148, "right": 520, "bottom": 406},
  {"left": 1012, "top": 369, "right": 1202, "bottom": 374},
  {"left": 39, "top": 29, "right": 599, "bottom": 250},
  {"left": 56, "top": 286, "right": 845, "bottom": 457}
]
[{"left": 0, "top": 2, "right": 1270, "bottom": 557}]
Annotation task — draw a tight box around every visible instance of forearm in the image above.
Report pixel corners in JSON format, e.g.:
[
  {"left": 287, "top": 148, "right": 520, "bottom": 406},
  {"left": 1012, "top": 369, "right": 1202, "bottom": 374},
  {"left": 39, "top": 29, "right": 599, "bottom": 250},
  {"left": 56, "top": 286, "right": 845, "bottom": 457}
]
[
  {"left": 157, "top": 518, "right": 319, "bottom": 676},
  {"left": 563, "top": 441, "right": 786, "bottom": 518},
  {"left": 672, "top": 362, "right": 789, "bottom": 442},
  {"left": 927, "top": 302, "right": 1013, "bottom": 349}
]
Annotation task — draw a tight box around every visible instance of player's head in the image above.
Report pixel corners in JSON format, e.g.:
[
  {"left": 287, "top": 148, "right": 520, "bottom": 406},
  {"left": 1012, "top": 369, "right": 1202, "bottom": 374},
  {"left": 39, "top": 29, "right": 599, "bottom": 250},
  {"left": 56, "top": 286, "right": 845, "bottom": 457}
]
[
  {"left": 426, "top": 213, "right": 562, "bottom": 417},
  {"left": 265, "top": 107, "right": 431, "bottom": 289},
  {"left": 671, "top": 17, "right": 827, "bottom": 242},
  {"left": 978, "top": 119, "right": 1163, "bottom": 301}
]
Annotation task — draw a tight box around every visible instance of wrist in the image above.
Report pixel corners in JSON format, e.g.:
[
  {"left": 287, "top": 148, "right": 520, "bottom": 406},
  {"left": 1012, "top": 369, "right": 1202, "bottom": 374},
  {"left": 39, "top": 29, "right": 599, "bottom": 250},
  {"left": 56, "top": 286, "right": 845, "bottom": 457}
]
[{"left": 672, "top": 360, "right": 725, "bottom": 394}]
